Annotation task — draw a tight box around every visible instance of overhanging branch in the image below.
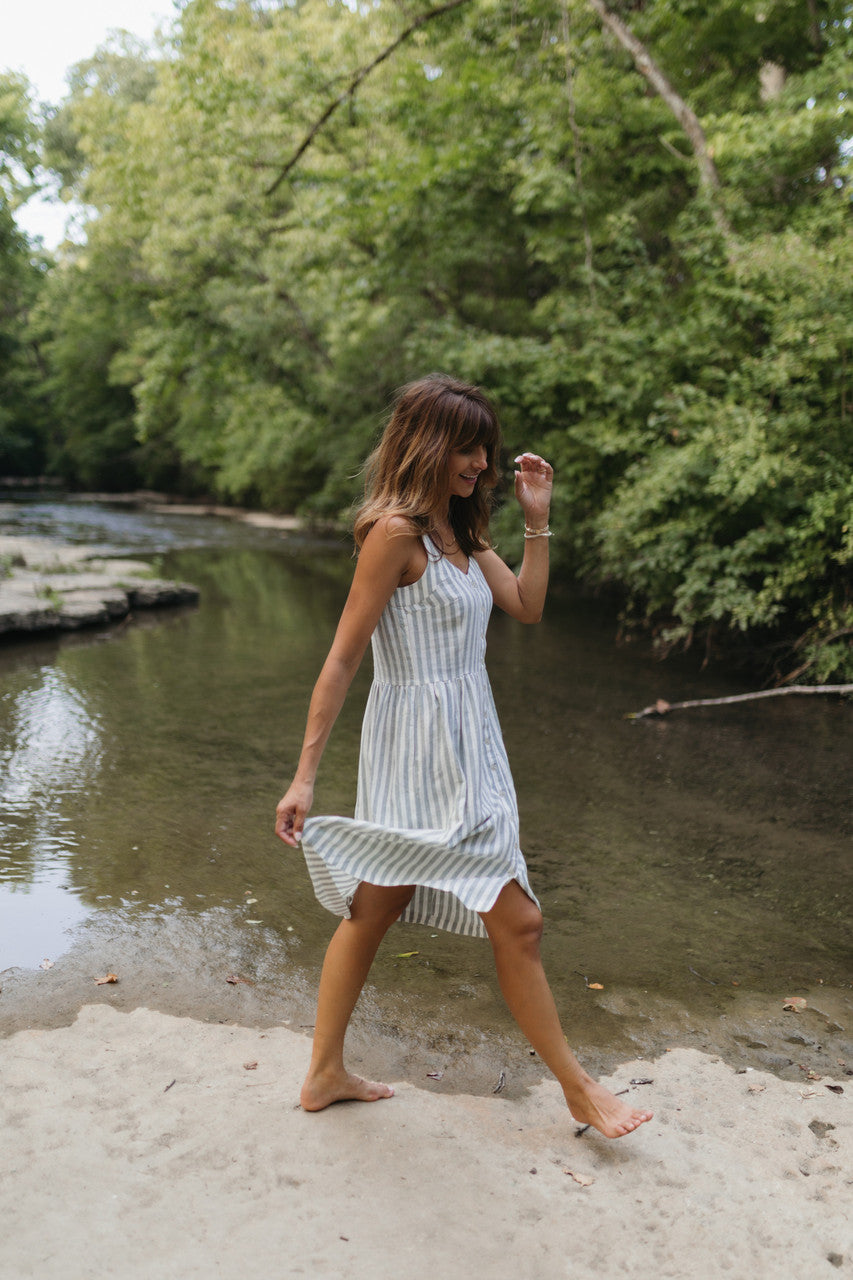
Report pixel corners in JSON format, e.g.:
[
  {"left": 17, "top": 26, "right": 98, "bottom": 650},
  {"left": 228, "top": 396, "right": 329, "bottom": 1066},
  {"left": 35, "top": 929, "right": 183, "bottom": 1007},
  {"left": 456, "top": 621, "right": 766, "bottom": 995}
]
[
  {"left": 586, "top": 0, "right": 733, "bottom": 240},
  {"left": 265, "top": 0, "right": 472, "bottom": 197}
]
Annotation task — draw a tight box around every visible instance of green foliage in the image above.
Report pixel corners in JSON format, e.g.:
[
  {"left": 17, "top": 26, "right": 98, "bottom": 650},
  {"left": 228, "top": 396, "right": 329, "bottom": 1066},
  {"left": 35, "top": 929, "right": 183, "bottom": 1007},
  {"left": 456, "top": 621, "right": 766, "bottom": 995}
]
[
  {"left": 13, "top": 0, "right": 853, "bottom": 680},
  {"left": 0, "top": 72, "right": 53, "bottom": 475}
]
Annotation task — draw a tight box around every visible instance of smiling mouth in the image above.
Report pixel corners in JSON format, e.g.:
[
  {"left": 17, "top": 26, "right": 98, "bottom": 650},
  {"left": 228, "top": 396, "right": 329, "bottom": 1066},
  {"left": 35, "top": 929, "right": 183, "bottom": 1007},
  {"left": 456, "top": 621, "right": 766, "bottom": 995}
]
[{"left": 460, "top": 474, "right": 477, "bottom": 482}]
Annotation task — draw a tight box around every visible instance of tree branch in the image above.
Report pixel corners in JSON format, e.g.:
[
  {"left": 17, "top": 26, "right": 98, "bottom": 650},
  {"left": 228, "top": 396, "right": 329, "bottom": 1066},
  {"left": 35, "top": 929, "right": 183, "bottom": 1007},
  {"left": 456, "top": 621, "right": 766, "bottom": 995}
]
[
  {"left": 265, "top": 0, "right": 472, "bottom": 197},
  {"left": 561, "top": 0, "right": 596, "bottom": 305},
  {"left": 586, "top": 0, "right": 733, "bottom": 240},
  {"left": 626, "top": 685, "right": 853, "bottom": 720}
]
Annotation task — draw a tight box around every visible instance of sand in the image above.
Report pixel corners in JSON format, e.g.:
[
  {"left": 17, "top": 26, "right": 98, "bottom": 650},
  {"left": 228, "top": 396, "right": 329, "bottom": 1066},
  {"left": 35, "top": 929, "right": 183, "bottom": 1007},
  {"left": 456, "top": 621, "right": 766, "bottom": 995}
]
[{"left": 1, "top": 1003, "right": 850, "bottom": 1279}]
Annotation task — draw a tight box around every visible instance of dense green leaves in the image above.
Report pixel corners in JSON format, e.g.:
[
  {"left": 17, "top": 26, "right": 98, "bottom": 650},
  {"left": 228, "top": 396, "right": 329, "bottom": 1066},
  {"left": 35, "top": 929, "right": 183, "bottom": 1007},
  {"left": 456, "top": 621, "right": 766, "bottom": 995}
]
[
  {"left": 0, "top": 73, "right": 54, "bottom": 475},
  {"left": 4, "top": 0, "right": 852, "bottom": 680}
]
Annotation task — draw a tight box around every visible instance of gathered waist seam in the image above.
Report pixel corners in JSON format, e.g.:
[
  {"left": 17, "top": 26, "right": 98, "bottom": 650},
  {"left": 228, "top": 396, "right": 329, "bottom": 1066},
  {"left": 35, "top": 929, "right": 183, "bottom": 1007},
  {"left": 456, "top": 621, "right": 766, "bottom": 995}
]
[{"left": 372, "top": 669, "right": 485, "bottom": 689}]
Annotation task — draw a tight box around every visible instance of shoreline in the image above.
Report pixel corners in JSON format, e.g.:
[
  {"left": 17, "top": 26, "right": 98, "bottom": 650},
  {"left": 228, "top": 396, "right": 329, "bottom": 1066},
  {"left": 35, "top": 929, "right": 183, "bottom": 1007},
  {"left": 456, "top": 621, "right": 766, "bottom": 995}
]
[
  {"left": 2, "top": 1002, "right": 850, "bottom": 1279},
  {"left": 2, "top": 903, "right": 851, "bottom": 1093}
]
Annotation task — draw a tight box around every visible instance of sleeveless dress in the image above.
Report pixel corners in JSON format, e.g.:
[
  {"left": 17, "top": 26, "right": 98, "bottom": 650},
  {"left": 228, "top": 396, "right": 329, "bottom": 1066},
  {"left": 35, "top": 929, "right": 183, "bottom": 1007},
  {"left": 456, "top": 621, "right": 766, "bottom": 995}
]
[{"left": 300, "top": 535, "right": 539, "bottom": 939}]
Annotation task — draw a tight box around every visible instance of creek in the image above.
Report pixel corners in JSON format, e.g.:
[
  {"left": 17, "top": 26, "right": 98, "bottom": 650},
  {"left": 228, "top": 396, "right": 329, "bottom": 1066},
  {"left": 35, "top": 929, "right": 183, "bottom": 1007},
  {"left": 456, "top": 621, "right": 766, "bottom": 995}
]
[{"left": 1, "top": 498, "right": 850, "bottom": 1087}]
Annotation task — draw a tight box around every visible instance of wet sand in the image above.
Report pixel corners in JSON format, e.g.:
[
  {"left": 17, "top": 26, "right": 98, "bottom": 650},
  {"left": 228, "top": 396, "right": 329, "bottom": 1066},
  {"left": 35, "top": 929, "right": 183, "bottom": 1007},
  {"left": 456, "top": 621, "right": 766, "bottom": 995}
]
[{"left": 1, "top": 1003, "right": 850, "bottom": 1279}]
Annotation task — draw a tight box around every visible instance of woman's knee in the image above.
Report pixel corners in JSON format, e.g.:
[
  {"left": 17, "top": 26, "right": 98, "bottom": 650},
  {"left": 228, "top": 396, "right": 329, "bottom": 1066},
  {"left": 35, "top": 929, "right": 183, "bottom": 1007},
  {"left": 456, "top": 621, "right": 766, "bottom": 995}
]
[
  {"left": 484, "top": 887, "right": 544, "bottom": 953},
  {"left": 512, "top": 902, "right": 544, "bottom": 951}
]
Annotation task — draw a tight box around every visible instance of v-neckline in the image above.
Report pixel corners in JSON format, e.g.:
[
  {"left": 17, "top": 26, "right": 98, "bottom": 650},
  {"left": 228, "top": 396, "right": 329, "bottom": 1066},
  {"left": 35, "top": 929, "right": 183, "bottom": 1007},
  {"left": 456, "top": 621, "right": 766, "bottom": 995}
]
[{"left": 425, "top": 533, "right": 470, "bottom": 577}]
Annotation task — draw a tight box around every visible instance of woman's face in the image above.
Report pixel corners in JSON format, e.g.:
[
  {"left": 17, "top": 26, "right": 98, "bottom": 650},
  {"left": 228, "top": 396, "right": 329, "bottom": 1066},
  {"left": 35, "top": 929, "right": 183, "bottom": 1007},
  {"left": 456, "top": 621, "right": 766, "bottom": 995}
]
[{"left": 446, "top": 442, "right": 488, "bottom": 499}]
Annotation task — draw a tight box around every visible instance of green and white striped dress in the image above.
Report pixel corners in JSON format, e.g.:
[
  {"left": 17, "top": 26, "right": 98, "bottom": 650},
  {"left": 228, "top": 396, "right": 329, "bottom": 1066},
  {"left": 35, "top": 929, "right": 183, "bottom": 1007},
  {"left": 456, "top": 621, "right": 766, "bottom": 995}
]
[{"left": 300, "top": 535, "right": 539, "bottom": 938}]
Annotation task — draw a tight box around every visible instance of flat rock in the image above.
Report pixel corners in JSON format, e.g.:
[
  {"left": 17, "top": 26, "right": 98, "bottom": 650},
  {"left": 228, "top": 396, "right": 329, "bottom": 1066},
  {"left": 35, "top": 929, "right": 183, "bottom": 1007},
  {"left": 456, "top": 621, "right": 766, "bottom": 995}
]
[{"left": 0, "top": 535, "right": 199, "bottom": 636}]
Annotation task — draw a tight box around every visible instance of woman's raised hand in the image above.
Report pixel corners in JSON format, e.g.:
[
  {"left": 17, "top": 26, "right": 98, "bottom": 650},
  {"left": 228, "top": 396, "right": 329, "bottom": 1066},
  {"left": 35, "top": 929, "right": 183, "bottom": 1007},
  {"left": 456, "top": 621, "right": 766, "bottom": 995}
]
[
  {"left": 275, "top": 780, "right": 314, "bottom": 847},
  {"left": 513, "top": 453, "right": 553, "bottom": 527}
]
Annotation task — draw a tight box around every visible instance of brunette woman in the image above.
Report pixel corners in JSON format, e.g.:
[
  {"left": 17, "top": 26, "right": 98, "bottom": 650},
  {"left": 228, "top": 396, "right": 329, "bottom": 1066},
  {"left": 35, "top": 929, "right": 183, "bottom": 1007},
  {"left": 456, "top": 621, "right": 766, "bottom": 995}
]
[{"left": 276, "top": 374, "right": 653, "bottom": 1138}]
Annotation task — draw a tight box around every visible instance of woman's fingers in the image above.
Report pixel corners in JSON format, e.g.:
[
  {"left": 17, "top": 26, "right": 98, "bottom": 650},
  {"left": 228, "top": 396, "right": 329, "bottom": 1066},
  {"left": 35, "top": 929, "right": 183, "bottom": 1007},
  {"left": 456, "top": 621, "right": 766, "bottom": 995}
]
[
  {"left": 513, "top": 452, "right": 553, "bottom": 476},
  {"left": 513, "top": 454, "right": 553, "bottom": 510},
  {"left": 276, "top": 782, "right": 314, "bottom": 846},
  {"left": 275, "top": 801, "right": 303, "bottom": 846}
]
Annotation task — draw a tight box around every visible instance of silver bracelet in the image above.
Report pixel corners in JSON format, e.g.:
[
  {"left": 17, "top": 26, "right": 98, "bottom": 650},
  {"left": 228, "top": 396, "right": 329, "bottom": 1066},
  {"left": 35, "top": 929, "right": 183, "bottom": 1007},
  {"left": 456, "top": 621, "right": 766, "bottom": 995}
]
[{"left": 524, "top": 525, "right": 552, "bottom": 539}]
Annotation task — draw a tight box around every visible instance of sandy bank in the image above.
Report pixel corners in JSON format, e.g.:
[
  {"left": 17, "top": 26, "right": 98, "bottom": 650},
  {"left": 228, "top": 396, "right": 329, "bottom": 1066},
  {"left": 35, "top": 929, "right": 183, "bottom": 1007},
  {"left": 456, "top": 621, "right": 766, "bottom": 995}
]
[{"left": 1, "top": 1004, "right": 850, "bottom": 1280}]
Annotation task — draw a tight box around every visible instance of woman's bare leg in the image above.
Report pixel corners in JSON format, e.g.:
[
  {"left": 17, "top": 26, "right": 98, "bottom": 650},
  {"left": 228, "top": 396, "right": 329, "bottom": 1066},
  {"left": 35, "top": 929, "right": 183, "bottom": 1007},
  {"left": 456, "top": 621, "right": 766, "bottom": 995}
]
[
  {"left": 300, "top": 882, "right": 415, "bottom": 1111},
  {"left": 480, "top": 881, "right": 653, "bottom": 1138}
]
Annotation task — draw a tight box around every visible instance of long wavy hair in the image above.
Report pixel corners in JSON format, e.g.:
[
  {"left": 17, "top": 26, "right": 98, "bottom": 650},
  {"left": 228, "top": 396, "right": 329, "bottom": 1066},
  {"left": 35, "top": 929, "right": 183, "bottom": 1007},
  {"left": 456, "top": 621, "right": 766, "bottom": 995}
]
[{"left": 353, "top": 374, "right": 502, "bottom": 555}]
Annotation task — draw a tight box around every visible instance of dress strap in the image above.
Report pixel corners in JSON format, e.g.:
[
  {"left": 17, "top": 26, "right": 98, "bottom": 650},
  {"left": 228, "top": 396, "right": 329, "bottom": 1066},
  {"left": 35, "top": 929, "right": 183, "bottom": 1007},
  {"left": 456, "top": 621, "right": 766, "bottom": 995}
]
[{"left": 422, "top": 532, "right": 441, "bottom": 561}]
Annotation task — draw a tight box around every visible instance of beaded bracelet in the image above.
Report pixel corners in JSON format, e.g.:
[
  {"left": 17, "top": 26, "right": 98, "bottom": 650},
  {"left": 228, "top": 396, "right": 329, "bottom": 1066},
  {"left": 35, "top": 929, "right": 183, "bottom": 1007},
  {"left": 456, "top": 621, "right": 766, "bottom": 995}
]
[{"left": 523, "top": 524, "right": 552, "bottom": 539}]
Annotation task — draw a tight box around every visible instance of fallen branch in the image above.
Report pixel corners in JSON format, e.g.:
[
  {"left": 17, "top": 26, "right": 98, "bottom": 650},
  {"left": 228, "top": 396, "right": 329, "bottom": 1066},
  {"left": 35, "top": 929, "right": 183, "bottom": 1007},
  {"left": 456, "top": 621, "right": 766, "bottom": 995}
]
[
  {"left": 627, "top": 684, "right": 853, "bottom": 720},
  {"left": 265, "top": 0, "right": 472, "bottom": 196}
]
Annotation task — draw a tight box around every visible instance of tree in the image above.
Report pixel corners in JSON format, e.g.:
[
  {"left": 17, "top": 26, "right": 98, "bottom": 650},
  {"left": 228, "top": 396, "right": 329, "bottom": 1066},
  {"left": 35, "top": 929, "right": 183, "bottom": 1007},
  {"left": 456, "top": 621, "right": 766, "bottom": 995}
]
[
  {"left": 0, "top": 72, "right": 52, "bottom": 476},
  {"left": 25, "top": 0, "right": 853, "bottom": 679}
]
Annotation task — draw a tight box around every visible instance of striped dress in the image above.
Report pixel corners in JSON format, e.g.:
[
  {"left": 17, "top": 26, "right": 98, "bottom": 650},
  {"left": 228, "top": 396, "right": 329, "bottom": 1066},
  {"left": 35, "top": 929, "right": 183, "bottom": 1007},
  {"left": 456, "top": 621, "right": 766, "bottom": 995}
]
[{"left": 300, "top": 535, "right": 539, "bottom": 939}]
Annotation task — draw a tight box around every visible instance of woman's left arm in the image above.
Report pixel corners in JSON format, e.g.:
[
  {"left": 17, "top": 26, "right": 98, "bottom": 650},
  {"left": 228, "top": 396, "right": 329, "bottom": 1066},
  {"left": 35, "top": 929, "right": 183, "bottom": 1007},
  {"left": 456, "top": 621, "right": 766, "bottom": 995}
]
[{"left": 474, "top": 452, "right": 553, "bottom": 624}]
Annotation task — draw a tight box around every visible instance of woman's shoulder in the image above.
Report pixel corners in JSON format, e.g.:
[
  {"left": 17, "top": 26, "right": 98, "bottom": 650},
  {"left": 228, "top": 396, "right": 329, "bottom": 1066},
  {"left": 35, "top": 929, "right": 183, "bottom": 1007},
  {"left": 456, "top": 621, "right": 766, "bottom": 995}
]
[
  {"left": 362, "top": 513, "right": 423, "bottom": 545},
  {"left": 357, "top": 514, "right": 428, "bottom": 589}
]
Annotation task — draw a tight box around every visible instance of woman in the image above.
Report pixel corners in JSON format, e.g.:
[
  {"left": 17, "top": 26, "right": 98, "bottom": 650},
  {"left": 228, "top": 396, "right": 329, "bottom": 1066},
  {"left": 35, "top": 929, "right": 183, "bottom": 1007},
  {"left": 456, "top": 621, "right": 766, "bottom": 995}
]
[{"left": 276, "top": 374, "right": 653, "bottom": 1139}]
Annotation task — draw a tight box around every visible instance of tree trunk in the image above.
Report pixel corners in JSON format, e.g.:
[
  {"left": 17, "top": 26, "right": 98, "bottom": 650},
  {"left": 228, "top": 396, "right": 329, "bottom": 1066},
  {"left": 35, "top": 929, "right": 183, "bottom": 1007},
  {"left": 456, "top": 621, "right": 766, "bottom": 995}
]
[
  {"left": 586, "top": 0, "right": 733, "bottom": 240},
  {"left": 561, "top": 0, "right": 596, "bottom": 304},
  {"left": 759, "top": 61, "right": 786, "bottom": 102}
]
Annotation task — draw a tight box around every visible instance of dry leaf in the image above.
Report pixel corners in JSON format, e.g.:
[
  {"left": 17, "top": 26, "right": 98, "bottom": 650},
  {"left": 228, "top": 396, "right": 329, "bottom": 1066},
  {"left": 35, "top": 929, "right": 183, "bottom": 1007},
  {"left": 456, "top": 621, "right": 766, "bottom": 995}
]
[
  {"left": 94, "top": 973, "right": 118, "bottom": 985},
  {"left": 245, "top": 898, "right": 258, "bottom": 905},
  {"left": 426, "top": 1071, "right": 444, "bottom": 1080},
  {"left": 225, "top": 973, "right": 255, "bottom": 986},
  {"left": 588, "top": 982, "right": 604, "bottom": 990},
  {"left": 243, "top": 1061, "right": 258, "bottom": 1071},
  {"left": 826, "top": 1085, "right": 844, "bottom": 1095},
  {"left": 39, "top": 958, "right": 54, "bottom": 970},
  {"left": 747, "top": 1084, "right": 766, "bottom": 1094},
  {"left": 782, "top": 996, "right": 807, "bottom": 1011},
  {"left": 395, "top": 951, "right": 419, "bottom": 958},
  {"left": 245, "top": 919, "right": 262, "bottom": 925},
  {"left": 562, "top": 1169, "right": 595, "bottom": 1186}
]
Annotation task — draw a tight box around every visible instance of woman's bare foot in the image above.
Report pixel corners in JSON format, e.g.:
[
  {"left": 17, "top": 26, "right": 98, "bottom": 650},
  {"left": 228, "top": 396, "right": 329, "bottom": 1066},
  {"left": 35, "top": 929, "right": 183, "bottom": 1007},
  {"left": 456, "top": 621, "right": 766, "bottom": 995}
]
[
  {"left": 565, "top": 1080, "right": 654, "bottom": 1138},
  {"left": 300, "top": 1068, "right": 395, "bottom": 1112}
]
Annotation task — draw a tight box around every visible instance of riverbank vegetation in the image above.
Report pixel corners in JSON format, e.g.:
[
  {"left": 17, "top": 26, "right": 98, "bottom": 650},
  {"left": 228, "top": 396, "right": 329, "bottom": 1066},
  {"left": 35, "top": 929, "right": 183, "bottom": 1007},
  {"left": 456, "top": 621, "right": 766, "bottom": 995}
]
[{"left": 1, "top": 0, "right": 851, "bottom": 681}]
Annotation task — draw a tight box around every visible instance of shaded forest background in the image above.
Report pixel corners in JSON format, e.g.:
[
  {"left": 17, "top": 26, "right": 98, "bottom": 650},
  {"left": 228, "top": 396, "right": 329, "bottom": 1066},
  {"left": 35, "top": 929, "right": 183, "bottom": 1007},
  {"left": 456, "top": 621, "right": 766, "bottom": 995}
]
[{"left": 1, "top": 0, "right": 851, "bottom": 681}]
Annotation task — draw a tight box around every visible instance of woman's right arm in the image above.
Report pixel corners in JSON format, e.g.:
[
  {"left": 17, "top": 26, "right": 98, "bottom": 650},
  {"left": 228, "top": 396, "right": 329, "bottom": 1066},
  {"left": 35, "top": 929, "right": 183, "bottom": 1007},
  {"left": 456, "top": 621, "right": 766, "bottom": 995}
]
[{"left": 275, "top": 519, "right": 417, "bottom": 846}]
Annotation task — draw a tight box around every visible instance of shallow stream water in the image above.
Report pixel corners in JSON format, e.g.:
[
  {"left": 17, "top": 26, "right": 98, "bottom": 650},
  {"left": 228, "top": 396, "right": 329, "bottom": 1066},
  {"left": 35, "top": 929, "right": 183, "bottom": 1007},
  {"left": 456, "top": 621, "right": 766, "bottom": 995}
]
[{"left": 1, "top": 498, "right": 850, "bottom": 1089}]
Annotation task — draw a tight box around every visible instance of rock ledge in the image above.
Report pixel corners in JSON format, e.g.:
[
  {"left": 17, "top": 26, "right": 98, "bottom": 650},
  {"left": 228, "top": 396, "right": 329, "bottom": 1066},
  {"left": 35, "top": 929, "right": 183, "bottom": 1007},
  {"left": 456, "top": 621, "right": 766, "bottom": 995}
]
[{"left": 0, "top": 535, "right": 199, "bottom": 636}]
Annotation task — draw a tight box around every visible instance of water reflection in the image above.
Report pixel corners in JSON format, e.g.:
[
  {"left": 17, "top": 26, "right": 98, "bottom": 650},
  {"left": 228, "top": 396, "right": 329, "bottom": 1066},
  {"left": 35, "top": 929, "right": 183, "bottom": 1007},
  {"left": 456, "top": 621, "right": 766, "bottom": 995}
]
[
  {"left": 0, "top": 667, "right": 104, "bottom": 967},
  {"left": 0, "top": 667, "right": 103, "bottom": 864}
]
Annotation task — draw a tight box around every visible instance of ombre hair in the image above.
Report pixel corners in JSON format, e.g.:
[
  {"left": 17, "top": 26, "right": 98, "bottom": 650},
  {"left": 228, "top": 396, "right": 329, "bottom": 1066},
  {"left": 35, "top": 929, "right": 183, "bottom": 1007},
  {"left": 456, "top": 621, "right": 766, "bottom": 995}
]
[{"left": 353, "top": 374, "right": 502, "bottom": 555}]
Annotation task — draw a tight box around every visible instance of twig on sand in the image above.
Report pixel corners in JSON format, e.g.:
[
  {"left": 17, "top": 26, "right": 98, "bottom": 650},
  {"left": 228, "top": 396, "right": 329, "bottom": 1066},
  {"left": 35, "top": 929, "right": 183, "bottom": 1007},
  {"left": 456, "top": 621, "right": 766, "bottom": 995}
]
[{"left": 626, "top": 684, "right": 853, "bottom": 720}]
